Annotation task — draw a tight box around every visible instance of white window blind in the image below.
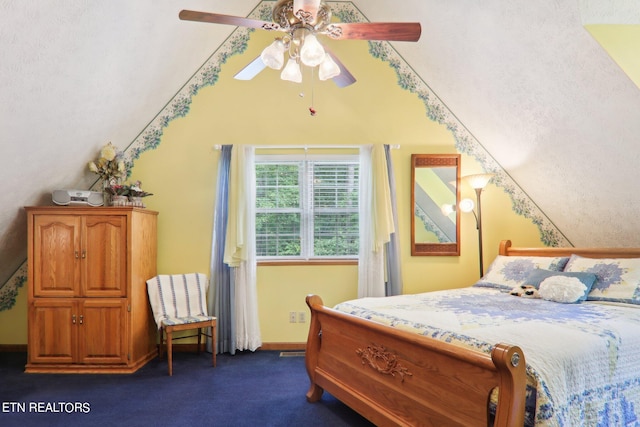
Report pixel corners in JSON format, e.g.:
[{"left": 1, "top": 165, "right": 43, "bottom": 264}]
[{"left": 255, "top": 155, "right": 359, "bottom": 259}]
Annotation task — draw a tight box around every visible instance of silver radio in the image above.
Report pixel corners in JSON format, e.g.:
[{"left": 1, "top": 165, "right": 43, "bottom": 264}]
[{"left": 52, "top": 190, "right": 104, "bottom": 207}]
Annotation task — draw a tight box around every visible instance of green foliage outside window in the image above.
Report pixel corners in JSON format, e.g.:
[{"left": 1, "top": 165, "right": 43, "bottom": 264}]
[{"left": 256, "top": 159, "right": 359, "bottom": 259}]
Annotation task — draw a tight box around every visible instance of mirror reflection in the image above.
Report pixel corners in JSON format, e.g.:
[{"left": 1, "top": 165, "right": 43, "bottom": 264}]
[{"left": 411, "top": 154, "right": 461, "bottom": 256}]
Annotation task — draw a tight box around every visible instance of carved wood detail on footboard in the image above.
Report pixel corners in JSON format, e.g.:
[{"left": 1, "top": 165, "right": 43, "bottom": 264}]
[
  {"left": 305, "top": 294, "right": 527, "bottom": 427},
  {"left": 356, "top": 344, "right": 413, "bottom": 382}
]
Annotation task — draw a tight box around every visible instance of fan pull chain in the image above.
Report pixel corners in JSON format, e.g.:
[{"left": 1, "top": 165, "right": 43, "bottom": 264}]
[{"left": 309, "top": 67, "right": 317, "bottom": 117}]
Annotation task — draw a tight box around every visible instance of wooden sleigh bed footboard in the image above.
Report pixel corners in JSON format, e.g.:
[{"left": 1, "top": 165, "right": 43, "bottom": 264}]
[{"left": 305, "top": 294, "right": 527, "bottom": 427}]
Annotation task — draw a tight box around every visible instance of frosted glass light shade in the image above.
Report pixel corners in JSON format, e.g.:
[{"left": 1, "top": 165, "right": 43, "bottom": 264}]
[
  {"left": 300, "top": 34, "right": 325, "bottom": 67},
  {"left": 465, "top": 173, "right": 494, "bottom": 190},
  {"left": 441, "top": 204, "right": 454, "bottom": 216},
  {"left": 260, "top": 39, "right": 286, "bottom": 70},
  {"left": 318, "top": 53, "right": 340, "bottom": 80},
  {"left": 280, "top": 58, "right": 302, "bottom": 83},
  {"left": 459, "top": 198, "right": 475, "bottom": 213}
]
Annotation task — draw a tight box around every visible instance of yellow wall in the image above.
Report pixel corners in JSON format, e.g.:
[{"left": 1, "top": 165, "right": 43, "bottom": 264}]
[
  {"left": 0, "top": 28, "right": 544, "bottom": 345},
  {"left": 586, "top": 25, "right": 640, "bottom": 90},
  {"left": 128, "top": 29, "right": 544, "bottom": 344},
  {"left": 0, "top": 284, "right": 27, "bottom": 345}
]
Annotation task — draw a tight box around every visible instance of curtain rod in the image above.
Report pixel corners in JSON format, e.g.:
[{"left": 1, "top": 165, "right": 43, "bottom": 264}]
[{"left": 212, "top": 144, "right": 400, "bottom": 151}]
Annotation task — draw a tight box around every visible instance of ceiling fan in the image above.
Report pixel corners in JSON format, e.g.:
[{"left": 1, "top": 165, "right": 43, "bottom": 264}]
[{"left": 179, "top": 0, "right": 422, "bottom": 88}]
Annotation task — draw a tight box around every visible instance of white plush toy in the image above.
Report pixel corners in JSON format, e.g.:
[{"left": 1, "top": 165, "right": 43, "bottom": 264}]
[
  {"left": 509, "top": 284, "right": 540, "bottom": 298},
  {"left": 538, "top": 276, "right": 588, "bottom": 304}
]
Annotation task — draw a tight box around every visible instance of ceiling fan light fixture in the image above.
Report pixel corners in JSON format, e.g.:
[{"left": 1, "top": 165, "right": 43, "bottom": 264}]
[
  {"left": 281, "top": 58, "right": 302, "bottom": 83},
  {"left": 260, "top": 39, "right": 286, "bottom": 70},
  {"left": 300, "top": 33, "right": 325, "bottom": 67},
  {"left": 318, "top": 53, "right": 340, "bottom": 81},
  {"left": 179, "top": 2, "right": 420, "bottom": 90}
]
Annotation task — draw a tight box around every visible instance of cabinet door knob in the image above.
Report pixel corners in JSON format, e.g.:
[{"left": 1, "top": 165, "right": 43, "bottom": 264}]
[
  {"left": 74, "top": 251, "right": 79, "bottom": 259},
  {"left": 72, "top": 315, "right": 76, "bottom": 324},
  {"left": 81, "top": 250, "right": 86, "bottom": 259},
  {"left": 79, "top": 315, "right": 84, "bottom": 325}
]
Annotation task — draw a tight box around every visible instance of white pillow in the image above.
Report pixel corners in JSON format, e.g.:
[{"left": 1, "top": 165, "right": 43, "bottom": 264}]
[{"left": 538, "top": 276, "right": 588, "bottom": 303}]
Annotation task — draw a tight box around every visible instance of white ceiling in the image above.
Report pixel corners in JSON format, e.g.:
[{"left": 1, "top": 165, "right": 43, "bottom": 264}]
[{"left": 2, "top": 0, "right": 640, "bottom": 287}]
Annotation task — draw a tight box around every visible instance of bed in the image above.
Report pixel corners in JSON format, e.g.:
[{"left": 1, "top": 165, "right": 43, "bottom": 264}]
[{"left": 304, "top": 240, "right": 640, "bottom": 426}]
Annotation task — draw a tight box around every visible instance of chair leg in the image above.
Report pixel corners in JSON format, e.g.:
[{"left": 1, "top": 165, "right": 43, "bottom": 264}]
[
  {"left": 158, "top": 328, "right": 164, "bottom": 360},
  {"left": 212, "top": 321, "right": 217, "bottom": 367},
  {"left": 197, "top": 327, "right": 202, "bottom": 354},
  {"left": 166, "top": 326, "right": 173, "bottom": 376}
]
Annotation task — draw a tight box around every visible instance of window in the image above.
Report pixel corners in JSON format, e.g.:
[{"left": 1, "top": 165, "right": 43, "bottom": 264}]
[{"left": 255, "top": 155, "right": 359, "bottom": 260}]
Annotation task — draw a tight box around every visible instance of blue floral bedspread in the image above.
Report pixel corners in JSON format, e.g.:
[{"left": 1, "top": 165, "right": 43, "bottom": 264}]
[{"left": 334, "top": 287, "right": 640, "bottom": 426}]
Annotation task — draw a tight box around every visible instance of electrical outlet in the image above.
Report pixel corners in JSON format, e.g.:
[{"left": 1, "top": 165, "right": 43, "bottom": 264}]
[
  {"left": 289, "top": 311, "right": 297, "bottom": 323},
  {"left": 298, "top": 311, "right": 306, "bottom": 323}
]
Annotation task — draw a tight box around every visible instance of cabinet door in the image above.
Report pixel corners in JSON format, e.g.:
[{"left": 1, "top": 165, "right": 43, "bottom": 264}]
[
  {"left": 78, "top": 299, "right": 128, "bottom": 365},
  {"left": 82, "top": 215, "right": 127, "bottom": 297},
  {"left": 33, "top": 215, "right": 81, "bottom": 297},
  {"left": 29, "top": 299, "right": 77, "bottom": 364}
]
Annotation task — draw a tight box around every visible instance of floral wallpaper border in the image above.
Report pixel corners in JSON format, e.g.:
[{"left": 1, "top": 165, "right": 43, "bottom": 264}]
[
  {"left": 0, "top": 2, "right": 569, "bottom": 312},
  {"left": 119, "top": 1, "right": 569, "bottom": 248},
  {"left": 0, "top": 264, "right": 26, "bottom": 312}
]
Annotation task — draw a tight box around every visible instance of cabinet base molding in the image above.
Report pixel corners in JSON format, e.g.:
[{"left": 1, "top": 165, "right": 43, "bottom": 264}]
[{"left": 25, "top": 350, "right": 157, "bottom": 374}]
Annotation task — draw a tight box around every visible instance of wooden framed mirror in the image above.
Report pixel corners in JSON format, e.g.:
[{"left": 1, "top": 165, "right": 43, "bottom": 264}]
[{"left": 411, "top": 154, "right": 461, "bottom": 256}]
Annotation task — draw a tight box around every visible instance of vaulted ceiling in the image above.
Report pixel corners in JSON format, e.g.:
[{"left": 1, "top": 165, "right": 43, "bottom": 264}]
[{"left": 2, "top": 0, "right": 640, "bottom": 289}]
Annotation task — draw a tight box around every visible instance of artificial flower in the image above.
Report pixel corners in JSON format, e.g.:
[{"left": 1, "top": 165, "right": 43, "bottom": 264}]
[
  {"left": 88, "top": 142, "right": 127, "bottom": 182},
  {"left": 104, "top": 184, "right": 130, "bottom": 196},
  {"left": 100, "top": 143, "right": 117, "bottom": 162},
  {"left": 128, "top": 180, "right": 153, "bottom": 198}
]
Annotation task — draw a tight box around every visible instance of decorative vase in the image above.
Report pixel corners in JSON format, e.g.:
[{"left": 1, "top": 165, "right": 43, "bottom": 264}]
[
  {"left": 102, "top": 179, "right": 112, "bottom": 206},
  {"left": 111, "top": 195, "right": 128, "bottom": 207},
  {"left": 128, "top": 196, "right": 145, "bottom": 208}
]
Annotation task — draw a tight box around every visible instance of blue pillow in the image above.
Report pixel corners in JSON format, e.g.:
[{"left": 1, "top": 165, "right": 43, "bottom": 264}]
[{"left": 524, "top": 268, "right": 597, "bottom": 302}]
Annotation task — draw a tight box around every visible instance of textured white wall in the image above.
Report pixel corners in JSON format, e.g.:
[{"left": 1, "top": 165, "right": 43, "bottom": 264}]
[
  {"left": 580, "top": 0, "right": 640, "bottom": 24},
  {"left": 363, "top": 0, "right": 640, "bottom": 247},
  {"left": 0, "top": 0, "right": 254, "bottom": 289}
]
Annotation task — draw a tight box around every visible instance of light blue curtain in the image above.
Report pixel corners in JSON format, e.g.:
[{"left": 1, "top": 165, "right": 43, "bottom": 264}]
[
  {"left": 384, "top": 144, "right": 403, "bottom": 296},
  {"left": 208, "top": 145, "right": 236, "bottom": 355}
]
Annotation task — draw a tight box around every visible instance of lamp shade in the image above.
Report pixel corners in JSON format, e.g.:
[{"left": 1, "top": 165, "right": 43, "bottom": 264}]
[
  {"left": 318, "top": 53, "right": 341, "bottom": 80},
  {"left": 459, "top": 198, "right": 475, "bottom": 213},
  {"left": 441, "top": 204, "right": 455, "bottom": 216},
  {"left": 260, "top": 39, "right": 286, "bottom": 70},
  {"left": 300, "top": 34, "right": 325, "bottom": 67},
  {"left": 280, "top": 58, "right": 302, "bottom": 83},
  {"left": 465, "top": 173, "right": 494, "bottom": 190}
]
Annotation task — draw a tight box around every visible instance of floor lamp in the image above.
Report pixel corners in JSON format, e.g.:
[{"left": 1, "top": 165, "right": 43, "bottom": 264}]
[{"left": 460, "top": 173, "right": 494, "bottom": 277}]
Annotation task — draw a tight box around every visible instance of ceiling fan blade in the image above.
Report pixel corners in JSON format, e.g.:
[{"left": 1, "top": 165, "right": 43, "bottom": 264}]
[
  {"left": 325, "top": 50, "right": 356, "bottom": 88},
  {"left": 179, "top": 10, "right": 282, "bottom": 31},
  {"left": 293, "top": 0, "right": 321, "bottom": 22},
  {"left": 326, "top": 22, "right": 422, "bottom": 42},
  {"left": 234, "top": 56, "right": 267, "bottom": 81}
]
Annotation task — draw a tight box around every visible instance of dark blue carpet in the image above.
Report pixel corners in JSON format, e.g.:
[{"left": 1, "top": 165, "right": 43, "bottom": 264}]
[{"left": 0, "top": 351, "right": 374, "bottom": 427}]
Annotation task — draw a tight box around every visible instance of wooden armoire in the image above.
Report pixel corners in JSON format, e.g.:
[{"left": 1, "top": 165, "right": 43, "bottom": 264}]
[{"left": 25, "top": 206, "right": 158, "bottom": 373}]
